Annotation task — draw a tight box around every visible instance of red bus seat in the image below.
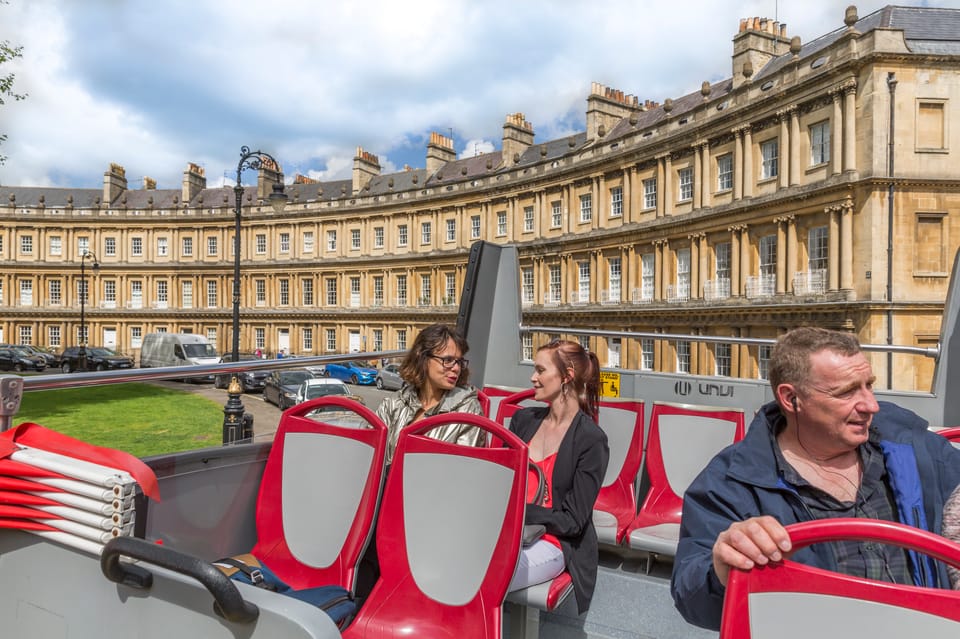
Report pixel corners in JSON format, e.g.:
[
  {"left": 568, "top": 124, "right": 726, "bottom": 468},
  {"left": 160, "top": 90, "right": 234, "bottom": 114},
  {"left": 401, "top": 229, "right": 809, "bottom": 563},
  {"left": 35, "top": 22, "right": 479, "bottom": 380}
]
[
  {"left": 626, "top": 402, "right": 744, "bottom": 561},
  {"left": 481, "top": 386, "right": 526, "bottom": 427},
  {"left": 937, "top": 426, "right": 960, "bottom": 444},
  {"left": 592, "top": 399, "right": 644, "bottom": 545},
  {"left": 246, "top": 396, "right": 387, "bottom": 594},
  {"left": 720, "top": 518, "right": 960, "bottom": 639},
  {"left": 344, "top": 413, "right": 527, "bottom": 639}
]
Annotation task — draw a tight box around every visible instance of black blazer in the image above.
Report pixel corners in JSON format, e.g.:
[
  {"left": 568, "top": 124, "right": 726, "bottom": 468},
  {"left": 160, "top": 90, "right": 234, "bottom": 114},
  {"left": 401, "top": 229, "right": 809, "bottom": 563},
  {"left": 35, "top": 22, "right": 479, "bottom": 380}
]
[{"left": 510, "top": 406, "right": 609, "bottom": 614}]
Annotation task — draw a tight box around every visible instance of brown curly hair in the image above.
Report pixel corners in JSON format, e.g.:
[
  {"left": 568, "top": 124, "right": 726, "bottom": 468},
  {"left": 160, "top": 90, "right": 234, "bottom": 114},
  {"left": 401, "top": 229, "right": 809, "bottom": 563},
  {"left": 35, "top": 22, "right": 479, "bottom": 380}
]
[{"left": 399, "top": 323, "right": 471, "bottom": 391}]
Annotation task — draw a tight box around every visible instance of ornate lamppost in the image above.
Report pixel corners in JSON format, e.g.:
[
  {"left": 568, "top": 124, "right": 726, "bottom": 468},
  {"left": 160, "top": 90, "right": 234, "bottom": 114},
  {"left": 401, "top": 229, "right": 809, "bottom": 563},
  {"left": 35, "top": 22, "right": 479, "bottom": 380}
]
[
  {"left": 79, "top": 251, "right": 100, "bottom": 371},
  {"left": 223, "top": 146, "right": 287, "bottom": 444}
]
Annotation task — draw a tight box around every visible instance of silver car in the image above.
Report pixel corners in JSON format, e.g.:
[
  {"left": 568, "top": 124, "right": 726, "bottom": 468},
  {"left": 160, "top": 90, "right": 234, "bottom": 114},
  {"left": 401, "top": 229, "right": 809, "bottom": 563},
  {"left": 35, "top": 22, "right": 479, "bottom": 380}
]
[{"left": 375, "top": 363, "right": 403, "bottom": 390}]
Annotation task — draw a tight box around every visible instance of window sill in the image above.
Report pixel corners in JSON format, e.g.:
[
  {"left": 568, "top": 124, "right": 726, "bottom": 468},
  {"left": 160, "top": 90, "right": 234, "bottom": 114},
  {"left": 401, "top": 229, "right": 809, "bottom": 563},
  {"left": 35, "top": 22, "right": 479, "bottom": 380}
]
[
  {"left": 757, "top": 176, "right": 778, "bottom": 185},
  {"left": 915, "top": 147, "right": 949, "bottom": 154}
]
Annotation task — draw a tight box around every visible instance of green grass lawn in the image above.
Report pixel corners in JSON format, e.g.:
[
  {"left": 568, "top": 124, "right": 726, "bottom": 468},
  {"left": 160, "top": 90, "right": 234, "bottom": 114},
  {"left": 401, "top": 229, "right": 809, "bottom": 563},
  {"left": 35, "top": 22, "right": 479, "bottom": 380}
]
[{"left": 13, "top": 383, "right": 223, "bottom": 458}]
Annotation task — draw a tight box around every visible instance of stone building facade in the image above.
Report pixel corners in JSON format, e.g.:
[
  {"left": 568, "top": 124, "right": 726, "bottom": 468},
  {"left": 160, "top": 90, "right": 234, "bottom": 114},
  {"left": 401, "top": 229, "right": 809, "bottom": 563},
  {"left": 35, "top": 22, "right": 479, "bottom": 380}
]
[{"left": 2, "top": 5, "right": 959, "bottom": 390}]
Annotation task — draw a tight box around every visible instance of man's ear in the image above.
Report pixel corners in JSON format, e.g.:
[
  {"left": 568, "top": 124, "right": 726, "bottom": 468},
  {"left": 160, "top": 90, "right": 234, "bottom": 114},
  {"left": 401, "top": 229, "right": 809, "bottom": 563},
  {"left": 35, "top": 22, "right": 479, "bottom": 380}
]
[{"left": 775, "top": 384, "right": 798, "bottom": 412}]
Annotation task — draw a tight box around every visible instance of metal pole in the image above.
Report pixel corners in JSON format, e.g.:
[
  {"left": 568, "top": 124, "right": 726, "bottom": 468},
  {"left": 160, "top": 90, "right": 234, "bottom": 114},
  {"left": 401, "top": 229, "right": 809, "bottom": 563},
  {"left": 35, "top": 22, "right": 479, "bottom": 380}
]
[
  {"left": 887, "top": 72, "right": 897, "bottom": 389},
  {"left": 79, "top": 254, "right": 88, "bottom": 371},
  {"left": 232, "top": 178, "right": 243, "bottom": 365},
  {"left": 223, "top": 146, "right": 285, "bottom": 444}
]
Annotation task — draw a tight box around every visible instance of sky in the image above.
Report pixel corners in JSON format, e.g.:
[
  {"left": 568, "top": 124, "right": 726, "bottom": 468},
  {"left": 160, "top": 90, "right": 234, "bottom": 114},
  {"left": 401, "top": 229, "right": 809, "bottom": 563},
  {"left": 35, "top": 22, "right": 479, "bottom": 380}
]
[{"left": 2, "top": 0, "right": 959, "bottom": 190}]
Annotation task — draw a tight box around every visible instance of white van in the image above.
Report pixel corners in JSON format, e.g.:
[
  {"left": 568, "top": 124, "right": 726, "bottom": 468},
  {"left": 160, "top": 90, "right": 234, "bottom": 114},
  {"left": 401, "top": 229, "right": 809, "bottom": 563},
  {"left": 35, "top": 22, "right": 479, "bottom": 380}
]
[{"left": 139, "top": 333, "right": 219, "bottom": 380}]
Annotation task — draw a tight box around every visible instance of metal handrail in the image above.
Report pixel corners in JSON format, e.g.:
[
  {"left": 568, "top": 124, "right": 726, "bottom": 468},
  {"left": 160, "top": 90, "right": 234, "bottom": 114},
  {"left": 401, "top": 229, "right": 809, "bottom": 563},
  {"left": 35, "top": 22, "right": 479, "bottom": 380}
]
[
  {"left": 18, "top": 350, "right": 406, "bottom": 392},
  {"left": 519, "top": 325, "right": 938, "bottom": 359}
]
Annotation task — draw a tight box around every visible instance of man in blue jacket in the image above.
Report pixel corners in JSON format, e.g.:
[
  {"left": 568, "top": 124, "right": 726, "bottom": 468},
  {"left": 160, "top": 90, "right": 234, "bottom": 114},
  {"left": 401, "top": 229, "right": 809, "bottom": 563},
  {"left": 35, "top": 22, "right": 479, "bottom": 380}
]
[{"left": 671, "top": 327, "right": 960, "bottom": 630}]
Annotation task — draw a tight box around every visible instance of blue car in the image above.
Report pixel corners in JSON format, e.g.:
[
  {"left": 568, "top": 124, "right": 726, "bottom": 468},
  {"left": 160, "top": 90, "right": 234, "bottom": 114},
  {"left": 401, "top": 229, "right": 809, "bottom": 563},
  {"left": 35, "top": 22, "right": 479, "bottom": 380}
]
[{"left": 323, "top": 360, "right": 377, "bottom": 385}]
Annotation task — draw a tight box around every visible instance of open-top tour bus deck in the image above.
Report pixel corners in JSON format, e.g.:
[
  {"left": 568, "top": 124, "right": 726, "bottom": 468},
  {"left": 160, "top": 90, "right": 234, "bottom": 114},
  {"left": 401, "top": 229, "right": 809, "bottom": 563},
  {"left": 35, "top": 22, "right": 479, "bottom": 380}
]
[{"left": 1, "top": 240, "right": 960, "bottom": 639}]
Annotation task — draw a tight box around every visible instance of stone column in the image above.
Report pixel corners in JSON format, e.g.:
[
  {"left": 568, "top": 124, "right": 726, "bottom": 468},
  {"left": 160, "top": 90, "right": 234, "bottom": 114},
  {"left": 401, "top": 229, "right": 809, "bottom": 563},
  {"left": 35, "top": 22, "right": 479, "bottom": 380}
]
[
  {"left": 742, "top": 125, "right": 754, "bottom": 198},
  {"left": 786, "top": 216, "right": 797, "bottom": 293},
  {"left": 840, "top": 197, "right": 854, "bottom": 293},
  {"left": 730, "top": 226, "right": 741, "bottom": 297},
  {"left": 689, "top": 234, "right": 700, "bottom": 299},
  {"left": 698, "top": 233, "right": 709, "bottom": 298},
  {"left": 692, "top": 144, "right": 702, "bottom": 210},
  {"left": 789, "top": 107, "right": 801, "bottom": 186},
  {"left": 778, "top": 109, "right": 791, "bottom": 190},
  {"left": 740, "top": 225, "right": 750, "bottom": 297},
  {"left": 828, "top": 205, "right": 840, "bottom": 291},
  {"left": 623, "top": 167, "right": 633, "bottom": 223},
  {"left": 701, "top": 143, "right": 711, "bottom": 208},
  {"left": 691, "top": 328, "right": 701, "bottom": 375},
  {"left": 662, "top": 154, "right": 674, "bottom": 216},
  {"left": 594, "top": 175, "right": 603, "bottom": 229},
  {"left": 776, "top": 217, "right": 788, "bottom": 295},
  {"left": 654, "top": 239, "right": 667, "bottom": 300},
  {"left": 843, "top": 81, "right": 857, "bottom": 173},
  {"left": 831, "top": 89, "right": 843, "bottom": 176},
  {"left": 656, "top": 157, "right": 665, "bottom": 218},
  {"left": 733, "top": 129, "right": 743, "bottom": 201}
]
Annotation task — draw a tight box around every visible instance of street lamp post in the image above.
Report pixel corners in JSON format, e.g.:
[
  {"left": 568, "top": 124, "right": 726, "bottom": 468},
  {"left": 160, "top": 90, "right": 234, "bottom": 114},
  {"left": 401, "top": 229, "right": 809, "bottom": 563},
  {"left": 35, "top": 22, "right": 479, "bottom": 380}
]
[
  {"left": 223, "top": 146, "right": 287, "bottom": 444},
  {"left": 79, "top": 251, "right": 100, "bottom": 371}
]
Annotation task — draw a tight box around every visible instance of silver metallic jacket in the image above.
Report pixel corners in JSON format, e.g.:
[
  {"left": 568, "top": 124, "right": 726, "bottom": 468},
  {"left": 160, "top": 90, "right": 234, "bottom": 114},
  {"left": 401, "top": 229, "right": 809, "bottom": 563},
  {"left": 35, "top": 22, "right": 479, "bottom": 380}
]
[{"left": 375, "top": 383, "right": 484, "bottom": 462}]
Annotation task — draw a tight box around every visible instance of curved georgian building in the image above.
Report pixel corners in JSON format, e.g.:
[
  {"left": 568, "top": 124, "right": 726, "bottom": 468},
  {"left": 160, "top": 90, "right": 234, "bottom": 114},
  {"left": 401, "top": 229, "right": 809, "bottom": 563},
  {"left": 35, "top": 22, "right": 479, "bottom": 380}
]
[{"left": 2, "top": 5, "right": 960, "bottom": 390}]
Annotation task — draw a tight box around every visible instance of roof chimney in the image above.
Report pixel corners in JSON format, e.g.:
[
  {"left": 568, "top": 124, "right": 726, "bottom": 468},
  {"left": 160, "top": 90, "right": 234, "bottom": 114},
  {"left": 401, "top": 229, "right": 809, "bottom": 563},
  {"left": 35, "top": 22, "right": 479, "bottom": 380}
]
[
  {"left": 102, "top": 163, "right": 127, "bottom": 206},
  {"left": 181, "top": 162, "right": 206, "bottom": 203},
  {"left": 426, "top": 131, "right": 456, "bottom": 175},
  {"left": 502, "top": 112, "right": 534, "bottom": 166},
  {"left": 586, "top": 82, "right": 639, "bottom": 140},
  {"left": 732, "top": 17, "right": 791, "bottom": 89},
  {"left": 256, "top": 155, "right": 283, "bottom": 202},
  {"left": 352, "top": 147, "right": 381, "bottom": 194}
]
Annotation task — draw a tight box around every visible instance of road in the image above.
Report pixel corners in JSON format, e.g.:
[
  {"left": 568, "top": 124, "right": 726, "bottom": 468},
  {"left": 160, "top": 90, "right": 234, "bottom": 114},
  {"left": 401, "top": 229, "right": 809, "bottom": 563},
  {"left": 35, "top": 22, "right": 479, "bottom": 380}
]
[{"left": 150, "top": 379, "right": 394, "bottom": 443}]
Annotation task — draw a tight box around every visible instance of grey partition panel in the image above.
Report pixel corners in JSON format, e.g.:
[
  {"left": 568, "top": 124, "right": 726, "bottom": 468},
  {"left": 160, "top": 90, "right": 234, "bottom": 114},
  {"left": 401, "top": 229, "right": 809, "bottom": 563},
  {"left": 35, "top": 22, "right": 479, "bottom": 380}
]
[
  {"left": 659, "top": 415, "right": 739, "bottom": 496},
  {"left": 597, "top": 406, "right": 638, "bottom": 488},
  {"left": 403, "top": 452, "right": 513, "bottom": 606},
  {"left": 748, "top": 592, "right": 960, "bottom": 639},
  {"left": 144, "top": 444, "right": 268, "bottom": 559},
  {"left": 458, "top": 242, "right": 527, "bottom": 390},
  {"left": 283, "top": 432, "right": 373, "bottom": 567}
]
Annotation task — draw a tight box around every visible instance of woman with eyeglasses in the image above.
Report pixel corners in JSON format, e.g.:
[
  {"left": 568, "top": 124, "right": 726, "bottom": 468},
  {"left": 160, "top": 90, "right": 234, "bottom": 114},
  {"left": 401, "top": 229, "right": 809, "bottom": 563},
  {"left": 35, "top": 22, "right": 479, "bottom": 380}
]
[
  {"left": 375, "top": 323, "right": 484, "bottom": 463},
  {"left": 507, "top": 339, "right": 609, "bottom": 615}
]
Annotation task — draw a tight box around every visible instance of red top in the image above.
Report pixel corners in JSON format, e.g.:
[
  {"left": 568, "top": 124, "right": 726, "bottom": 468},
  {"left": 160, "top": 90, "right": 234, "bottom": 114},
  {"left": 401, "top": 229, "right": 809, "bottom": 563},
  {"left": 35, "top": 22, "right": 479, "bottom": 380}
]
[{"left": 527, "top": 453, "right": 561, "bottom": 549}]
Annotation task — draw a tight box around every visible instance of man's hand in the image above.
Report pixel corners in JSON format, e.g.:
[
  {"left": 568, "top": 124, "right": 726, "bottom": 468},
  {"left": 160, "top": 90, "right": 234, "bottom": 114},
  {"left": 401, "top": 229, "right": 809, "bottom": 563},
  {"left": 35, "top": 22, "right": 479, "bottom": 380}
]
[{"left": 712, "top": 516, "right": 792, "bottom": 586}]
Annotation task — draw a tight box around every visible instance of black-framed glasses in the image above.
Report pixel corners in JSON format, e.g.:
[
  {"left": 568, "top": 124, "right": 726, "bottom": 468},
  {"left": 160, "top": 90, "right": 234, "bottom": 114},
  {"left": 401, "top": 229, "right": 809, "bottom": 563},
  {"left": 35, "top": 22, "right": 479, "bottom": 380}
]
[{"left": 428, "top": 354, "right": 468, "bottom": 370}]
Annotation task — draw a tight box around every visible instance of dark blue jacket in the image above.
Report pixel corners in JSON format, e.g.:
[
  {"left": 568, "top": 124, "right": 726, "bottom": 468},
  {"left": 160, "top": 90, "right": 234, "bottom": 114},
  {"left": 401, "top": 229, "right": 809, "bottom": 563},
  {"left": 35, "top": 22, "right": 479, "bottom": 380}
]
[{"left": 671, "top": 400, "right": 960, "bottom": 630}]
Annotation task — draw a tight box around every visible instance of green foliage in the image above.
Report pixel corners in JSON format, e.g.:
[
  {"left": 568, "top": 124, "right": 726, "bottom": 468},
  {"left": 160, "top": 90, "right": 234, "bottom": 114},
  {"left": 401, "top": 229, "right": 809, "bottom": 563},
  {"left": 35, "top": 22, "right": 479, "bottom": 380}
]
[
  {"left": 14, "top": 383, "right": 223, "bottom": 458},
  {"left": 1, "top": 1, "right": 26, "bottom": 165}
]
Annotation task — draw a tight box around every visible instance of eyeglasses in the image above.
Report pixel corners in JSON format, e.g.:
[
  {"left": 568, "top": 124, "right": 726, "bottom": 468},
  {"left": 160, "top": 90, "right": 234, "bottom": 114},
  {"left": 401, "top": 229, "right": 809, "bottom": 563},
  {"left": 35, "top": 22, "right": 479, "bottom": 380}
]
[{"left": 428, "top": 354, "right": 468, "bottom": 370}]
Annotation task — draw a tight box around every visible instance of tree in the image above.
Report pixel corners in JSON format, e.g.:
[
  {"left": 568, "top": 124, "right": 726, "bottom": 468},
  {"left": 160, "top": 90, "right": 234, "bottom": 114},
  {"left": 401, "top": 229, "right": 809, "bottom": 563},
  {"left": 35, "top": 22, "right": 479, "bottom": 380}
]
[{"left": 0, "top": 1, "right": 26, "bottom": 166}]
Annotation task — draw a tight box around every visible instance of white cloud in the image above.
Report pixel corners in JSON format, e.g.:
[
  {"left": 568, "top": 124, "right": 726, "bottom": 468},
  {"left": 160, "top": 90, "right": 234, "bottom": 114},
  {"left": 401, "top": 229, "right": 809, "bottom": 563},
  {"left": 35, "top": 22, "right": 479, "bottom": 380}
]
[{"left": 3, "top": 0, "right": 960, "bottom": 188}]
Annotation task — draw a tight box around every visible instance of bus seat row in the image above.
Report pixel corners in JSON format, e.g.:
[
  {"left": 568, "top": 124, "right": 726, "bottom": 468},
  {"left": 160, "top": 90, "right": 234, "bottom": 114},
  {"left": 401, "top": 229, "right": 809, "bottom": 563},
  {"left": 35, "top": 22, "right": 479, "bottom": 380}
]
[
  {"left": 235, "top": 396, "right": 530, "bottom": 639},
  {"left": 485, "top": 387, "right": 746, "bottom": 571}
]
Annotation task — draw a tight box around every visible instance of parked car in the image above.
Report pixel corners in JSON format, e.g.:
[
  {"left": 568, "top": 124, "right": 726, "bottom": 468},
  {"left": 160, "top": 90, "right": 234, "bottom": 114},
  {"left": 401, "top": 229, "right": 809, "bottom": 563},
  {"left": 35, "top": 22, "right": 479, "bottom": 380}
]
[
  {"left": 214, "top": 353, "right": 271, "bottom": 392},
  {"left": 59, "top": 346, "right": 134, "bottom": 373},
  {"left": 323, "top": 361, "right": 377, "bottom": 385},
  {"left": 375, "top": 363, "right": 404, "bottom": 390},
  {"left": 0, "top": 347, "right": 47, "bottom": 372},
  {"left": 294, "top": 378, "right": 365, "bottom": 406},
  {"left": 3, "top": 344, "right": 59, "bottom": 368},
  {"left": 262, "top": 369, "right": 316, "bottom": 410}
]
